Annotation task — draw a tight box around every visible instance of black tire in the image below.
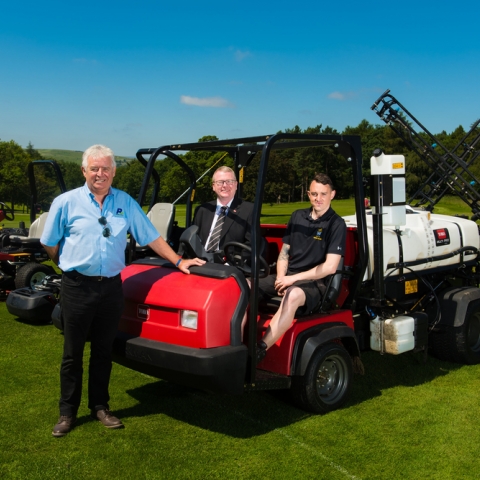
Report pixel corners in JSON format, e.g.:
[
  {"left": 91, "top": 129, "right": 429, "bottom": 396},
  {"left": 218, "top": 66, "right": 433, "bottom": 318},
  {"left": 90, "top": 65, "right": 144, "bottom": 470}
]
[
  {"left": 15, "top": 263, "right": 53, "bottom": 290},
  {"left": 291, "top": 343, "right": 353, "bottom": 414},
  {"left": 429, "top": 299, "right": 480, "bottom": 365}
]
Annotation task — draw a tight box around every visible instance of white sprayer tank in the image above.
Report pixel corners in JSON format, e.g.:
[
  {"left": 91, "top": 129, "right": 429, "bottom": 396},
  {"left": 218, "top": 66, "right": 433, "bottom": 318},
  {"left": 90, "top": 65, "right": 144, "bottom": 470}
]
[{"left": 343, "top": 208, "right": 480, "bottom": 281}]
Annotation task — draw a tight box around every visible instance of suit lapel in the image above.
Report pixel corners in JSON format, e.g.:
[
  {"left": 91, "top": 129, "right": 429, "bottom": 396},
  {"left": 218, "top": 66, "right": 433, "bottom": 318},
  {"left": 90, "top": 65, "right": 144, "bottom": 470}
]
[
  {"left": 221, "top": 198, "right": 241, "bottom": 240},
  {"left": 200, "top": 202, "right": 216, "bottom": 242}
]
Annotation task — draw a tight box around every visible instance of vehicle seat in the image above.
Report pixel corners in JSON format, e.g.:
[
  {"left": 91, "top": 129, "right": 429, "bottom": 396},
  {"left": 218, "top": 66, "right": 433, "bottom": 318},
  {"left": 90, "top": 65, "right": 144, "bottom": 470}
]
[
  {"left": 28, "top": 212, "right": 49, "bottom": 239},
  {"left": 136, "top": 203, "right": 175, "bottom": 250},
  {"left": 147, "top": 203, "right": 175, "bottom": 241},
  {"left": 8, "top": 212, "right": 50, "bottom": 248},
  {"left": 318, "top": 257, "right": 345, "bottom": 312}
]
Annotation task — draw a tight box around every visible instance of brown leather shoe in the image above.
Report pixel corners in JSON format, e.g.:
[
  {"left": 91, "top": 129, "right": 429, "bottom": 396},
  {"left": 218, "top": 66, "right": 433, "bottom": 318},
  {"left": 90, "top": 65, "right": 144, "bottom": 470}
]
[
  {"left": 52, "top": 415, "right": 76, "bottom": 437},
  {"left": 91, "top": 409, "right": 124, "bottom": 429}
]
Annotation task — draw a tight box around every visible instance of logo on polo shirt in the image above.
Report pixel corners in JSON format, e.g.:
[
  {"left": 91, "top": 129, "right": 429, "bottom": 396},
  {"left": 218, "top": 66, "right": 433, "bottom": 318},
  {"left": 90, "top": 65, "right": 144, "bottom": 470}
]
[
  {"left": 313, "top": 228, "right": 323, "bottom": 241},
  {"left": 115, "top": 208, "right": 124, "bottom": 216}
]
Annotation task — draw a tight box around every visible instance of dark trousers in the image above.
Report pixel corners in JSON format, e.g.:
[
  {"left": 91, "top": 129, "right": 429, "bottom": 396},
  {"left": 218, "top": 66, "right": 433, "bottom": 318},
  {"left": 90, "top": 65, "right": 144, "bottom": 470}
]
[{"left": 59, "top": 272, "right": 124, "bottom": 416}]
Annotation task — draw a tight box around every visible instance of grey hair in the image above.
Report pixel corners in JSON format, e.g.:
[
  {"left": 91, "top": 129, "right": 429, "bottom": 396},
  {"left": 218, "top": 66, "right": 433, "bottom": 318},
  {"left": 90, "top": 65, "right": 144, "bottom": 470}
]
[
  {"left": 212, "top": 166, "right": 236, "bottom": 182},
  {"left": 82, "top": 144, "right": 116, "bottom": 169}
]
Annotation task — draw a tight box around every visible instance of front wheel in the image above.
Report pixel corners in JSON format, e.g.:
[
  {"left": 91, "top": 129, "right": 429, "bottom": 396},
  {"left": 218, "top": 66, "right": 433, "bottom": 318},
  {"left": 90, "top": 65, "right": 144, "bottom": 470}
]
[{"left": 291, "top": 343, "right": 353, "bottom": 414}]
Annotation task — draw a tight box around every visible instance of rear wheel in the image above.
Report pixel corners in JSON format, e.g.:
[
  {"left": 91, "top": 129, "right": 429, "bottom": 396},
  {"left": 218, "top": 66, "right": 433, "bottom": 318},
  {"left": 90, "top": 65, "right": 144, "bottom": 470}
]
[
  {"left": 15, "top": 263, "right": 52, "bottom": 290},
  {"left": 291, "top": 343, "right": 353, "bottom": 413},
  {"left": 430, "top": 299, "right": 480, "bottom": 365}
]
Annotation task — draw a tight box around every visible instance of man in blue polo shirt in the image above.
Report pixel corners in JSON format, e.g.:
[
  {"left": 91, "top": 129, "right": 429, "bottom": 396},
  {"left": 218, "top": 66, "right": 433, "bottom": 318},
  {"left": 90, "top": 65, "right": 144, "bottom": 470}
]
[
  {"left": 41, "top": 144, "right": 205, "bottom": 437},
  {"left": 256, "top": 173, "right": 346, "bottom": 363}
]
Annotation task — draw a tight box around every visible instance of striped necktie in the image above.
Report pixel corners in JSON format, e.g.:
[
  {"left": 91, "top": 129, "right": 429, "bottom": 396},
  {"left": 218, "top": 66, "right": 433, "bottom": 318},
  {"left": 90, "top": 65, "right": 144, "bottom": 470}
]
[{"left": 206, "top": 206, "right": 227, "bottom": 252}]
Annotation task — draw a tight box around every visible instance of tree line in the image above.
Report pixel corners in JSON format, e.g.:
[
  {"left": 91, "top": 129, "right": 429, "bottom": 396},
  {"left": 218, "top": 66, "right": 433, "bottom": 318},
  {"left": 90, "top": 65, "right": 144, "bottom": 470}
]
[{"left": 1, "top": 119, "right": 479, "bottom": 212}]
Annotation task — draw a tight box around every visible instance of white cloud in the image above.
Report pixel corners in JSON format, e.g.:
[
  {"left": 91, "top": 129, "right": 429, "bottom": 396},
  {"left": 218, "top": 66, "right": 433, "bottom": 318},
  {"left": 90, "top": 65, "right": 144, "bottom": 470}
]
[
  {"left": 328, "top": 91, "right": 347, "bottom": 100},
  {"left": 235, "top": 49, "right": 251, "bottom": 62},
  {"left": 180, "top": 95, "right": 233, "bottom": 108},
  {"left": 328, "top": 91, "right": 357, "bottom": 101}
]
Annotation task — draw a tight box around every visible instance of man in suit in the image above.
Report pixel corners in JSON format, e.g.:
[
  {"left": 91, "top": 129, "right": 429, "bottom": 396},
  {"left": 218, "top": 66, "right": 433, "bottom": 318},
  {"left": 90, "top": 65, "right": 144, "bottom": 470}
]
[{"left": 193, "top": 166, "right": 253, "bottom": 251}]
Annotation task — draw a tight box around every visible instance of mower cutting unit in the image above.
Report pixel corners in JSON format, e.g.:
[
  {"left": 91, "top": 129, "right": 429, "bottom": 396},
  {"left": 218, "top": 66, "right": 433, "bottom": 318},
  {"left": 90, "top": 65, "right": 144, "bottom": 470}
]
[{"left": 110, "top": 132, "right": 480, "bottom": 413}]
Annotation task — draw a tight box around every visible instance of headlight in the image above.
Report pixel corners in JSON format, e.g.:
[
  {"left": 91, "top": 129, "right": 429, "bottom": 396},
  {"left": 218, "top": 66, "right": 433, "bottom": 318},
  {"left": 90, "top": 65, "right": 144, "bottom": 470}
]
[{"left": 180, "top": 310, "right": 198, "bottom": 330}]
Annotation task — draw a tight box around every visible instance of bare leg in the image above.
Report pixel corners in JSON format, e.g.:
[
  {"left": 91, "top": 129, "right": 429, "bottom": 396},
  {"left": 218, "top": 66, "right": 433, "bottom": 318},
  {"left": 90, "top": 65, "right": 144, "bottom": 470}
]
[{"left": 261, "top": 286, "right": 306, "bottom": 348}]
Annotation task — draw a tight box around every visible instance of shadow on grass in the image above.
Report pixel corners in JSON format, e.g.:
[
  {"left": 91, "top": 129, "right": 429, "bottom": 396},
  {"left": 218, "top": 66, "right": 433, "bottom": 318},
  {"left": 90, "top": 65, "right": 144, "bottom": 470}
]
[
  {"left": 118, "top": 380, "right": 310, "bottom": 438},
  {"left": 12, "top": 316, "right": 53, "bottom": 327},
  {"left": 346, "top": 349, "right": 461, "bottom": 408},
  {"left": 115, "top": 350, "right": 461, "bottom": 438}
]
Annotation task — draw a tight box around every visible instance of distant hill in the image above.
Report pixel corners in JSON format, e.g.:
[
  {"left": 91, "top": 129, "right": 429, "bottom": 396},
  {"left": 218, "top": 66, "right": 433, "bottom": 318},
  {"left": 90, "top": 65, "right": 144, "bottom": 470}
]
[{"left": 37, "top": 149, "right": 132, "bottom": 165}]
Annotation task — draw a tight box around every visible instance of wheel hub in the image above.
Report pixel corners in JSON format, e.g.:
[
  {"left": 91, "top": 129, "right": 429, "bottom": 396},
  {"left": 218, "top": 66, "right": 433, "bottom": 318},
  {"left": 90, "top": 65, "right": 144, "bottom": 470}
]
[{"left": 316, "top": 360, "right": 339, "bottom": 396}]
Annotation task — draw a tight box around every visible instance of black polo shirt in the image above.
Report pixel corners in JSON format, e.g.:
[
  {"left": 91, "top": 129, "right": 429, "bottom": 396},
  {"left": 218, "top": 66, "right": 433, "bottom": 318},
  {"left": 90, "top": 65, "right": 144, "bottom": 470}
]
[{"left": 283, "top": 207, "right": 346, "bottom": 273}]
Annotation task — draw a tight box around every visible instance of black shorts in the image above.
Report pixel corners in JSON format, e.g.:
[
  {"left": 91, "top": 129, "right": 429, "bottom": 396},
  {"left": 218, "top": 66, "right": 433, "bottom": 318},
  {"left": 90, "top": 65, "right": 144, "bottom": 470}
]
[{"left": 258, "top": 273, "right": 326, "bottom": 316}]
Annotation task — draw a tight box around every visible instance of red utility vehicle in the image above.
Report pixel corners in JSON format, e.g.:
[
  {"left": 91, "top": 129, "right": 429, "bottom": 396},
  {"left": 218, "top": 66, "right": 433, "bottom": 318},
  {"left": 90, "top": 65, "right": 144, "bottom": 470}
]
[{"left": 112, "top": 132, "right": 480, "bottom": 413}]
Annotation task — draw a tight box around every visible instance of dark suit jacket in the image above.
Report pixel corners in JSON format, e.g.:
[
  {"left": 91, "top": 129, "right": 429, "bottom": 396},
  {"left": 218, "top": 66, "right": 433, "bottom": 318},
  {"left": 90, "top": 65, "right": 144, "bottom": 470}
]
[{"left": 193, "top": 198, "right": 253, "bottom": 250}]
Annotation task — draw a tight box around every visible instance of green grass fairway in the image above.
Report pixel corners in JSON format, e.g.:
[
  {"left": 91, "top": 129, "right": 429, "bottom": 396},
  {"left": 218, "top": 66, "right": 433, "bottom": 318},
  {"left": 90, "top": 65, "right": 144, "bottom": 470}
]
[{"left": 1, "top": 303, "right": 480, "bottom": 479}]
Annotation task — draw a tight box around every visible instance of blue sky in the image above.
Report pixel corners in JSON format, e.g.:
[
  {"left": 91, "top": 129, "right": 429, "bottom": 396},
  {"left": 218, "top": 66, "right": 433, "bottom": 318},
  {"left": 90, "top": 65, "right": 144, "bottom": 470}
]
[{"left": 1, "top": 0, "right": 479, "bottom": 156}]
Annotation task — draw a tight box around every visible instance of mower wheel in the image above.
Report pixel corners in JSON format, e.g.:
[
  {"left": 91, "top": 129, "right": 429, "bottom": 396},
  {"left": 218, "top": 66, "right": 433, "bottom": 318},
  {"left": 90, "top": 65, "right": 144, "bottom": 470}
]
[{"left": 15, "top": 263, "right": 53, "bottom": 290}]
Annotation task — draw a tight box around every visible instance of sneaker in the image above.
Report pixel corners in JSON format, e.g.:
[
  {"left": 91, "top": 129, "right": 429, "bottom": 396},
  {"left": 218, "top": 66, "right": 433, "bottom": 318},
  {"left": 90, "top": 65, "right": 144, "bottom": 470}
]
[
  {"left": 52, "top": 415, "right": 76, "bottom": 437},
  {"left": 91, "top": 409, "right": 124, "bottom": 429},
  {"left": 256, "top": 341, "right": 268, "bottom": 365}
]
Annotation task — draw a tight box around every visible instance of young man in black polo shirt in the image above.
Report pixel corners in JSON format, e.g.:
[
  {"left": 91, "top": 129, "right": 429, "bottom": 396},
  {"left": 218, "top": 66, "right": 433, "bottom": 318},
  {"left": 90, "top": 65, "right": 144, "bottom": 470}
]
[{"left": 256, "top": 173, "right": 346, "bottom": 363}]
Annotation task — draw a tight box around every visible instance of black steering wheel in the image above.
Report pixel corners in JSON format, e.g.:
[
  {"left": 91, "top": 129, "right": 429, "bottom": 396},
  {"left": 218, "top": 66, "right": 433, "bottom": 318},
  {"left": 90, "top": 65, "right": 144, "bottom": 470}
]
[
  {"left": 0, "top": 202, "right": 14, "bottom": 221},
  {"left": 223, "top": 241, "right": 270, "bottom": 278}
]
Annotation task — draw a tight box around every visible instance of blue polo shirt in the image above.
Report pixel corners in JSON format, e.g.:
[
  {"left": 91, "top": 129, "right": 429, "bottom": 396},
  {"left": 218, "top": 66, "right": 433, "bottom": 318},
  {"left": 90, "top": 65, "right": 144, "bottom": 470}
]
[{"left": 40, "top": 183, "right": 160, "bottom": 277}]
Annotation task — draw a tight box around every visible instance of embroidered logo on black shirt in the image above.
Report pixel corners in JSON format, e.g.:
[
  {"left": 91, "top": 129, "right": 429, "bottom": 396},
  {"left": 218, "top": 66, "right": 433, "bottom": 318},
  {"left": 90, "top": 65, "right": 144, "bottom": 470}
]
[{"left": 313, "top": 228, "right": 323, "bottom": 241}]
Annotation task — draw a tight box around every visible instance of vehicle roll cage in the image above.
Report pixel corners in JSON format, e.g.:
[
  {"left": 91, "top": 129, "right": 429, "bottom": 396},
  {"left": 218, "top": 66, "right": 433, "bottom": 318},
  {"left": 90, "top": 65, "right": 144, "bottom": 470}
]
[{"left": 131, "top": 133, "right": 368, "bottom": 382}]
